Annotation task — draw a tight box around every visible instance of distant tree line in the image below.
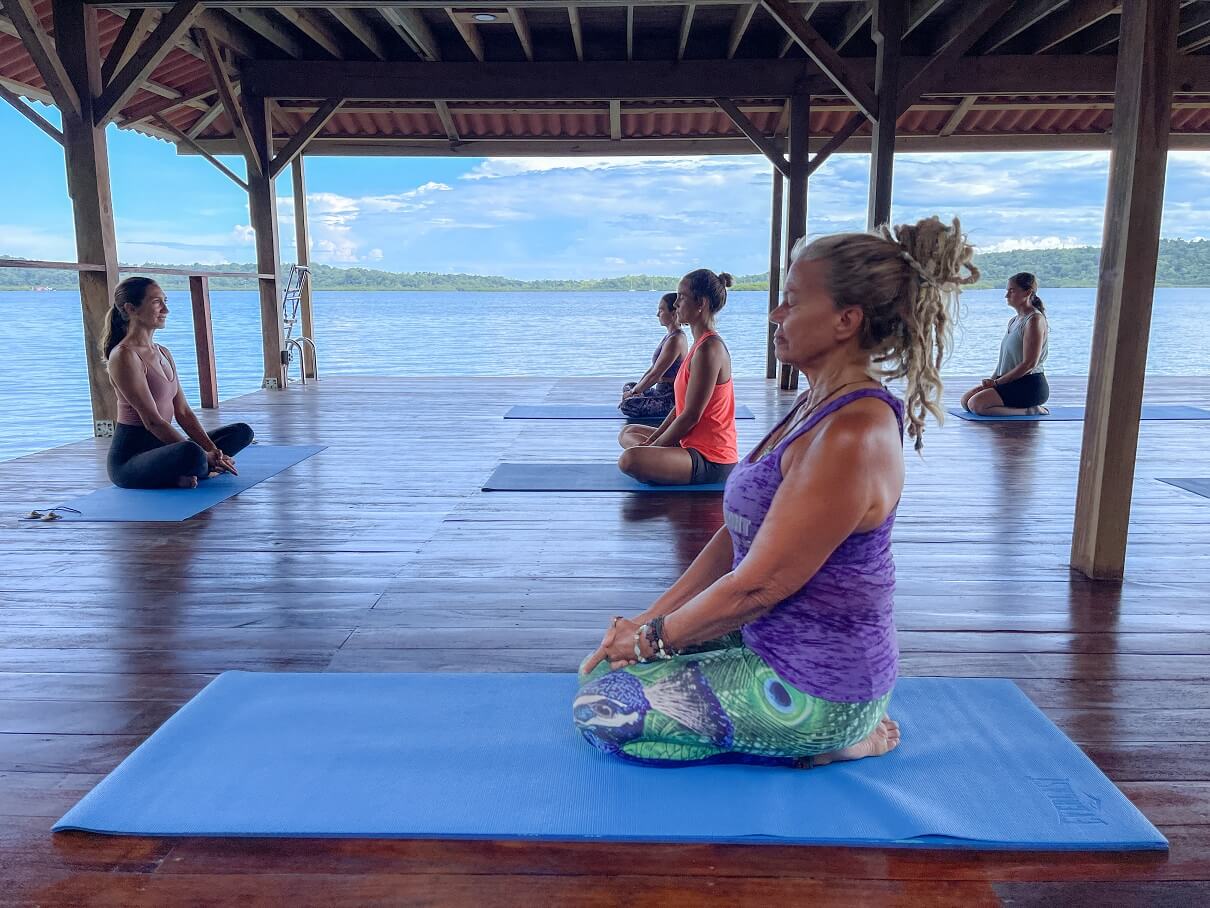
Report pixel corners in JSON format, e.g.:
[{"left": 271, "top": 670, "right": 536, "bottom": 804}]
[{"left": 5, "top": 238, "right": 1210, "bottom": 292}]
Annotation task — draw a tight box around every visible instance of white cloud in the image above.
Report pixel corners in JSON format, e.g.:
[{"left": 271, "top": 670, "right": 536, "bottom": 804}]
[
  {"left": 981, "top": 235, "right": 1087, "bottom": 253},
  {"left": 231, "top": 224, "right": 256, "bottom": 244}
]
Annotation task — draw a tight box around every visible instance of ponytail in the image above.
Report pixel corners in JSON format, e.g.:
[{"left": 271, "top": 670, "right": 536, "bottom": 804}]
[
  {"left": 1009, "top": 272, "right": 1045, "bottom": 314},
  {"left": 102, "top": 276, "right": 157, "bottom": 361}
]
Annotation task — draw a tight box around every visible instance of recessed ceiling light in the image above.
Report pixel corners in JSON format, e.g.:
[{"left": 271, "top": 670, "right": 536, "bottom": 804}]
[{"left": 473, "top": 13, "right": 498, "bottom": 22}]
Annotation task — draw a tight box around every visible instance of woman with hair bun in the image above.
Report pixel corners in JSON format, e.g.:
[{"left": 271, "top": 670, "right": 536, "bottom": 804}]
[
  {"left": 103, "top": 277, "right": 254, "bottom": 489},
  {"left": 618, "top": 291, "right": 687, "bottom": 420},
  {"left": 576, "top": 217, "right": 977, "bottom": 767},
  {"left": 616, "top": 269, "right": 738, "bottom": 486},
  {"left": 960, "top": 272, "right": 1050, "bottom": 416}
]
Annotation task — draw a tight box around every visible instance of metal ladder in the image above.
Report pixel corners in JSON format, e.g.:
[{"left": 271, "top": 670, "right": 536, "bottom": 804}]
[{"left": 281, "top": 264, "right": 318, "bottom": 385}]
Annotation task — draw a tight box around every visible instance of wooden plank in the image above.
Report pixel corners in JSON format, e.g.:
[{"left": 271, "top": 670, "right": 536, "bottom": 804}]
[
  {"left": 94, "top": 0, "right": 204, "bottom": 125},
  {"left": 196, "top": 9, "right": 262, "bottom": 58},
  {"left": 626, "top": 4, "right": 634, "bottom": 60},
  {"left": 834, "top": 0, "right": 872, "bottom": 50},
  {"left": 277, "top": 8, "right": 346, "bottom": 58},
  {"left": 1029, "top": 0, "right": 1118, "bottom": 53},
  {"left": 761, "top": 0, "right": 878, "bottom": 121},
  {"left": 766, "top": 167, "right": 784, "bottom": 380},
  {"left": 727, "top": 3, "right": 757, "bottom": 58},
  {"left": 268, "top": 98, "right": 343, "bottom": 178},
  {"left": 4, "top": 0, "right": 80, "bottom": 116},
  {"left": 0, "top": 258, "right": 105, "bottom": 271},
  {"left": 568, "top": 6, "right": 584, "bottom": 61},
  {"left": 608, "top": 99, "right": 621, "bottom": 140},
  {"left": 714, "top": 97, "right": 790, "bottom": 177},
  {"left": 381, "top": 7, "right": 441, "bottom": 61},
  {"left": 867, "top": 0, "right": 905, "bottom": 230},
  {"left": 507, "top": 7, "right": 534, "bottom": 61},
  {"left": 1072, "top": 0, "right": 1178, "bottom": 580},
  {"left": 153, "top": 114, "right": 248, "bottom": 189},
  {"left": 677, "top": 3, "right": 695, "bottom": 61},
  {"left": 185, "top": 99, "right": 226, "bottom": 139},
  {"left": 0, "top": 82, "right": 63, "bottom": 143},
  {"left": 226, "top": 8, "right": 308, "bottom": 58},
  {"left": 101, "top": 8, "right": 151, "bottom": 86},
  {"left": 938, "top": 94, "right": 977, "bottom": 137},
  {"left": 198, "top": 27, "right": 260, "bottom": 175},
  {"left": 329, "top": 8, "right": 391, "bottom": 60},
  {"left": 977, "top": 0, "right": 1071, "bottom": 53},
  {"left": 447, "top": 7, "right": 485, "bottom": 61},
  {"left": 780, "top": 92, "right": 808, "bottom": 391}
]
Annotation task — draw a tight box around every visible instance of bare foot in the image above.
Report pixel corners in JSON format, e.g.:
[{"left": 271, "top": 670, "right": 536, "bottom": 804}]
[
  {"left": 812, "top": 715, "right": 901, "bottom": 767},
  {"left": 176, "top": 476, "right": 199, "bottom": 489}
]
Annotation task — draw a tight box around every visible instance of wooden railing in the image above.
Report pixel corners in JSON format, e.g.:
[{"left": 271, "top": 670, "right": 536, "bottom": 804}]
[{"left": 0, "top": 258, "right": 272, "bottom": 409}]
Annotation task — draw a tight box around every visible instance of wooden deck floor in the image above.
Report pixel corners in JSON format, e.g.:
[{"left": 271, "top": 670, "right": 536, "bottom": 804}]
[{"left": 2, "top": 375, "right": 1209, "bottom": 906}]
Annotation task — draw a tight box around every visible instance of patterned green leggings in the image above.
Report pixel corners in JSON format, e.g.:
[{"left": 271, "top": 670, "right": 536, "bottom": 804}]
[{"left": 575, "top": 634, "right": 891, "bottom": 765}]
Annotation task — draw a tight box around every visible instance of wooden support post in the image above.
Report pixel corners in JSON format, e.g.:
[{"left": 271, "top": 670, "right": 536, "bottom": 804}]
[
  {"left": 189, "top": 275, "right": 218, "bottom": 408},
  {"left": 292, "top": 157, "right": 317, "bottom": 379},
  {"left": 780, "top": 93, "right": 808, "bottom": 391},
  {"left": 1071, "top": 0, "right": 1178, "bottom": 581},
  {"left": 243, "top": 91, "right": 286, "bottom": 390},
  {"left": 766, "top": 166, "right": 784, "bottom": 381},
  {"left": 52, "top": 0, "right": 119, "bottom": 435},
  {"left": 868, "top": 0, "right": 905, "bottom": 230}
]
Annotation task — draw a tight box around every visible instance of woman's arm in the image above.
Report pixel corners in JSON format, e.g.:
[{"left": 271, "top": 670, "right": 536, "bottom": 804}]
[
  {"left": 648, "top": 338, "right": 724, "bottom": 447},
  {"left": 164, "top": 349, "right": 218, "bottom": 452},
  {"left": 642, "top": 406, "right": 679, "bottom": 446},
  {"left": 661, "top": 407, "right": 892, "bottom": 649},
  {"left": 991, "top": 315, "right": 1047, "bottom": 387},
  {"left": 108, "top": 348, "right": 186, "bottom": 445},
  {"left": 627, "top": 334, "right": 686, "bottom": 398}
]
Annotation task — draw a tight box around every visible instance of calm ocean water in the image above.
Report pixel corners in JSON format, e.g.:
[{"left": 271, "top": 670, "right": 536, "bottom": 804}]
[{"left": 2, "top": 287, "right": 1207, "bottom": 461}]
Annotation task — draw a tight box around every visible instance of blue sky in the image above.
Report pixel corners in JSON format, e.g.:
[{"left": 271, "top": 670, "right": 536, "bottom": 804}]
[{"left": 4, "top": 100, "right": 1210, "bottom": 279}]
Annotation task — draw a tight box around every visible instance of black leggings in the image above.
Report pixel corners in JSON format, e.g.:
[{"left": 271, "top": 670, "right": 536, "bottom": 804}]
[{"left": 107, "top": 422, "right": 254, "bottom": 489}]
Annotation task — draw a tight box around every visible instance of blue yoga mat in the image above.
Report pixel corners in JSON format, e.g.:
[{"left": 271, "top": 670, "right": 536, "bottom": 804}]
[
  {"left": 505, "top": 405, "right": 755, "bottom": 420},
  {"left": 483, "top": 462, "right": 726, "bottom": 492},
  {"left": 55, "top": 445, "right": 325, "bottom": 522},
  {"left": 1159, "top": 477, "right": 1210, "bottom": 499},
  {"left": 54, "top": 672, "right": 1165, "bottom": 850},
  {"left": 949, "top": 405, "right": 1210, "bottom": 422}
]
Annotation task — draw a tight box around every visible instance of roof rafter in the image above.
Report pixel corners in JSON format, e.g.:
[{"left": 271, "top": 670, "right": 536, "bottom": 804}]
[
  {"left": 381, "top": 8, "right": 441, "bottom": 61},
  {"left": 330, "top": 8, "right": 391, "bottom": 60},
  {"left": 447, "top": 7, "right": 485, "bottom": 61}
]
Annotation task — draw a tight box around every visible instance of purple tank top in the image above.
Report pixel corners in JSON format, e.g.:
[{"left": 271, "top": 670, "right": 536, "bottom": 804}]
[
  {"left": 116, "top": 345, "right": 178, "bottom": 427},
  {"left": 725, "top": 388, "right": 903, "bottom": 702},
  {"left": 653, "top": 331, "right": 683, "bottom": 382}
]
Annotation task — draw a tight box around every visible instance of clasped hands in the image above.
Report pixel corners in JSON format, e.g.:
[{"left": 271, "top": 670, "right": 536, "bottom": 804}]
[
  {"left": 206, "top": 449, "right": 238, "bottom": 476},
  {"left": 581, "top": 616, "right": 655, "bottom": 675}
]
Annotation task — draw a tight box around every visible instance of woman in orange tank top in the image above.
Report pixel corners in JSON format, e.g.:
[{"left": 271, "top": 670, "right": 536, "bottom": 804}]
[{"left": 618, "top": 268, "right": 738, "bottom": 485}]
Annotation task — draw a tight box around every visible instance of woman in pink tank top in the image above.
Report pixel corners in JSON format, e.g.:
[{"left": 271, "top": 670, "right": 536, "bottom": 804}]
[
  {"left": 103, "top": 277, "right": 254, "bottom": 489},
  {"left": 577, "top": 217, "right": 978, "bottom": 767},
  {"left": 617, "top": 268, "right": 738, "bottom": 486}
]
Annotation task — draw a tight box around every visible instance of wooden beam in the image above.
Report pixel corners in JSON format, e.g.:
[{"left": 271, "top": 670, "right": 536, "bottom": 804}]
[
  {"left": 6, "top": 0, "right": 80, "bottom": 116},
  {"left": 268, "top": 97, "right": 342, "bottom": 177},
  {"left": 1029, "top": 0, "right": 1118, "bottom": 53},
  {"left": 568, "top": 7, "right": 584, "bottom": 61},
  {"left": 608, "top": 99, "right": 621, "bottom": 140},
  {"left": 189, "top": 275, "right": 219, "bottom": 408},
  {"left": 868, "top": 0, "right": 904, "bottom": 231},
  {"left": 242, "top": 89, "right": 286, "bottom": 391},
  {"left": 446, "top": 7, "right": 485, "bottom": 60},
  {"left": 434, "top": 99, "right": 460, "bottom": 143},
  {"left": 197, "top": 9, "right": 262, "bottom": 57},
  {"left": 52, "top": 0, "right": 119, "bottom": 434},
  {"left": 95, "top": 0, "right": 203, "bottom": 125},
  {"left": 278, "top": 8, "right": 346, "bottom": 58},
  {"left": 154, "top": 113, "right": 248, "bottom": 188},
  {"left": 185, "top": 99, "right": 225, "bottom": 138},
  {"left": 727, "top": 4, "right": 757, "bottom": 59},
  {"left": 291, "top": 157, "right": 317, "bottom": 378},
  {"left": 715, "top": 96, "right": 790, "bottom": 177},
  {"left": 905, "top": 0, "right": 946, "bottom": 36},
  {"left": 834, "top": 0, "right": 872, "bottom": 51},
  {"left": 101, "top": 9, "right": 151, "bottom": 86},
  {"left": 1177, "top": 5, "right": 1210, "bottom": 52},
  {"left": 199, "top": 27, "right": 260, "bottom": 174},
  {"left": 977, "top": 0, "right": 1070, "bottom": 53},
  {"left": 626, "top": 5, "right": 634, "bottom": 60},
  {"left": 766, "top": 166, "right": 783, "bottom": 380},
  {"left": 899, "top": 0, "right": 1015, "bottom": 114},
  {"left": 1072, "top": 0, "right": 1177, "bottom": 581},
  {"left": 677, "top": 4, "right": 695, "bottom": 61},
  {"left": 508, "top": 7, "right": 534, "bottom": 61},
  {"left": 807, "top": 112, "right": 861, "bottom": 175},
  {"left": 781, "top": 92, "right": 808, "bottom": 391},
  {"left": 761, "top": 0, "right": 877, "bottom": 121},
  {"left": 119, "top": 84, "right": 215, "bottom": 125},
  {"left": 0, "top": 82, "right": 63, "bottom": 143},
  {"left": 938, "top": 93, "right": 976, "bottom": 137},
  {"left": 330, "top": 8, "right": 390, "bottom": 60},
  {"left": 227, "top": 8, "right": 307, "bottom": 57},
  {"left": 381, "top": 7, "right": 441, "bottom": 60}
]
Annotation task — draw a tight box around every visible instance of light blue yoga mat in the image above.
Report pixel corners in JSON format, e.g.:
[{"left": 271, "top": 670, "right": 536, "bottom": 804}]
[
  {"left": 949, "top": 405, "right": 1210, "bottom": 422},
  {"left": 55, "top": 445, "right": 325, "bottom": 522},
  {"left": 1159, "top": 477, "right": 1210, "bottom": 499},
  {"left": 505, "top": 405, "right": 755, "bottom": 420},
  {"left": 54, "top": 672, "right": 1166, "bottom": 850},
  {"left": 483, "top": 462, "right": 726, "bottom": 493}
]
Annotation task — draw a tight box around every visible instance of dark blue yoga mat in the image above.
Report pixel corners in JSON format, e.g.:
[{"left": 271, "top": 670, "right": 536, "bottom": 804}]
[
  {"left": 55, "top": 445, "right": 325, "bottom": 522},
  {"left": 505, "top": 404, "right": 755, "bottom": 420},
  {"left": 1159, "top": 478, "right": 1210, "bottom": 499},
  {"left": 949, "top": 405, "right": 1210, "bottom": 422},
  {"left": 55, "top": 672, "right": 1165, "bottom": 850},
  {"left": 483, "top": 462, "right": 726, "bottom": 492}
]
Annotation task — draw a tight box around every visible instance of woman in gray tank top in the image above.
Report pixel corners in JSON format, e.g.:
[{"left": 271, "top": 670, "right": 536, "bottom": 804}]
[{"left": 960, "top": 272, "right": 1050, "bottom": 416}]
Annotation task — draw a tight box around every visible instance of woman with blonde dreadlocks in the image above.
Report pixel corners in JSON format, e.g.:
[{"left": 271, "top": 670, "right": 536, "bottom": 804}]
[{"left": 575, "top": 216, "right": 977, "bottom": 766}]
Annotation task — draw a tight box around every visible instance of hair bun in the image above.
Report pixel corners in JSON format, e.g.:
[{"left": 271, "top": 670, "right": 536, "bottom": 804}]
[{"left": 718, "top": 271, "right": 734, "bottom": 288}]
